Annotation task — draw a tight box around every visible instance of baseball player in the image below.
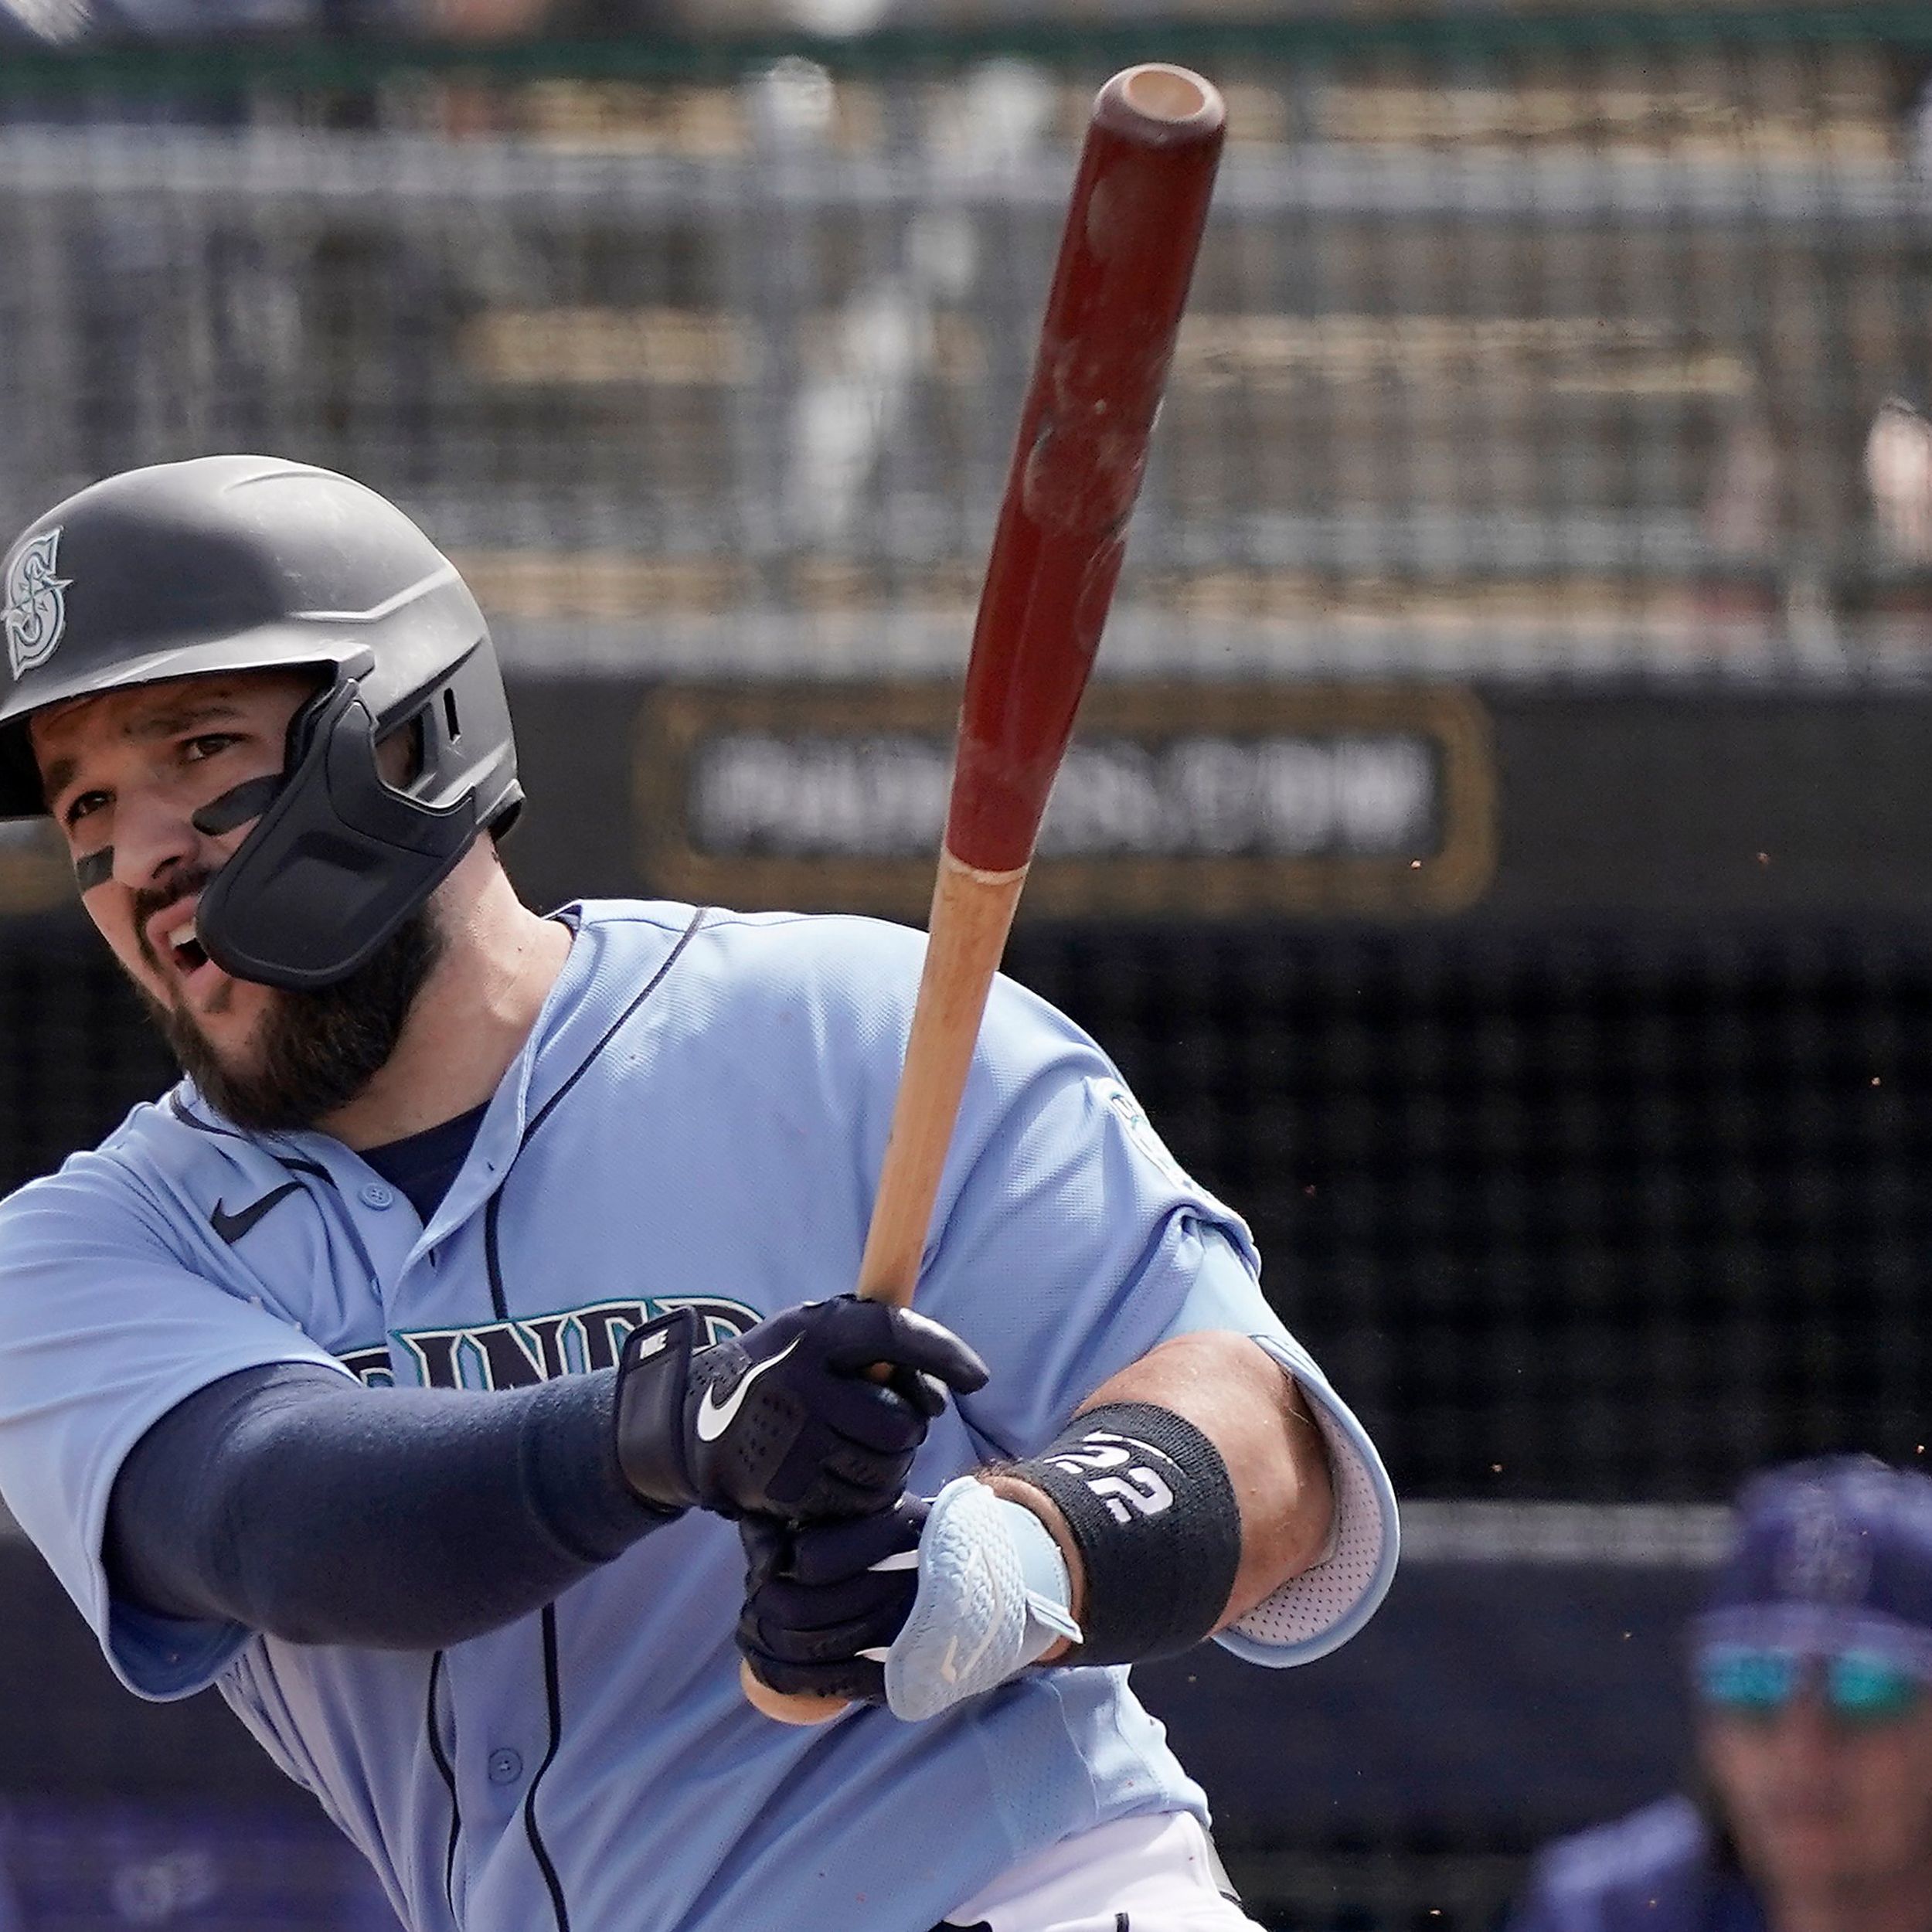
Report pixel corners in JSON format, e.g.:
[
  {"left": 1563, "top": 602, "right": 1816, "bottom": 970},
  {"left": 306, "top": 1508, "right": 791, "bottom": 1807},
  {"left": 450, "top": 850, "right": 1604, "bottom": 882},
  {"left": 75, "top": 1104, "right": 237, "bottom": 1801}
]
[
  {"left": 0, "top": 456, "right": 1398, "bottom": 1932},
  {"left": 1510, "top": 1459, "right": 1932, "bottom": 1932}
]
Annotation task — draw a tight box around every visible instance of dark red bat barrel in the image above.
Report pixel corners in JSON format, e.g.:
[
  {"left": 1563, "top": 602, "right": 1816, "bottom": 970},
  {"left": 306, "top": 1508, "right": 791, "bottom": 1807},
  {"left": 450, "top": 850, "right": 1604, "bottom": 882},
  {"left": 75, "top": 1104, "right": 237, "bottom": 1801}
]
[{"left": 945, "top": 65, "right": 1226, "bottom": 876}]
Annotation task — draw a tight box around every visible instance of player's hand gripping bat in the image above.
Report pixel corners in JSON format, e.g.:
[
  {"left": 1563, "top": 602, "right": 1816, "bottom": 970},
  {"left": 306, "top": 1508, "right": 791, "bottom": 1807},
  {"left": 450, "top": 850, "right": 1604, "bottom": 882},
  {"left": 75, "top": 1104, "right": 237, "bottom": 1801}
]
[{"left": 742, "top": 63, "right": 1226, "bottom": 1725}]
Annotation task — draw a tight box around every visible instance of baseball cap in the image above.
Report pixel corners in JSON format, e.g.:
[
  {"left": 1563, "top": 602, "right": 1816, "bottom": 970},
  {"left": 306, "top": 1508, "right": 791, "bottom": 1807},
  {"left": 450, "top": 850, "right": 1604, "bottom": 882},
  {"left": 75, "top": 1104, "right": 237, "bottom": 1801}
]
[{"left": 1691, "top": 1456, "right": 1932, "bottom": 1681}]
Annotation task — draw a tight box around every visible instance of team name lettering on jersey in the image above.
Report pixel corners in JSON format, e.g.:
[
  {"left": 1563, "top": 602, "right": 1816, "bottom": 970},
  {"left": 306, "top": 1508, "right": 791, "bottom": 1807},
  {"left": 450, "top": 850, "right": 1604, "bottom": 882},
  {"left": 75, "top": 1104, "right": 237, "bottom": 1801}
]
[{"left": 338, "top": 1294, "right": 758, "bottom": 1389}]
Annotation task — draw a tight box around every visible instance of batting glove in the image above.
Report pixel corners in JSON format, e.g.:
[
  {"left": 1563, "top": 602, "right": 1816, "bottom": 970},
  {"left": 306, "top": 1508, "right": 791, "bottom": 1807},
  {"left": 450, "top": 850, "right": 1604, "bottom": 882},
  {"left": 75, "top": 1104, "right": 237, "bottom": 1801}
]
[
  {"left": 614, "top": 1298, "right": 988, "bottom": 1522},
  {"left": 736, "top": 1477, "right": 1081, "bottom": 1719},
  {"left": 737, "top": 1496, "right": 931, "bottom": 1706}
]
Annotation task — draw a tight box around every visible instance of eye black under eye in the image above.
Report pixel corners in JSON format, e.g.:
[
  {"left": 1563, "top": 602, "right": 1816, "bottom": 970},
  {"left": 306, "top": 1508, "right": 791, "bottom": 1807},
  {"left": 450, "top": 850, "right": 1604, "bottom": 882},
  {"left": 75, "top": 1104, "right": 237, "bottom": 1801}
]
[{"left": 73, "top": 848, "right": 113, "bottom": 893}]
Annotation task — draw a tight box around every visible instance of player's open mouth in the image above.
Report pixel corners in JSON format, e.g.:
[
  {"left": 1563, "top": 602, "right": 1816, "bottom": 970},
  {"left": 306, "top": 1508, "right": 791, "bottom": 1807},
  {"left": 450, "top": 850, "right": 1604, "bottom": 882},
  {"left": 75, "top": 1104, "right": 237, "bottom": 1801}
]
[
  {"left": 150, "top": 909, "right": 213, "bottom": 984},
  {"left": 168, "top": 920, "right": 211, "bottom": 978}
]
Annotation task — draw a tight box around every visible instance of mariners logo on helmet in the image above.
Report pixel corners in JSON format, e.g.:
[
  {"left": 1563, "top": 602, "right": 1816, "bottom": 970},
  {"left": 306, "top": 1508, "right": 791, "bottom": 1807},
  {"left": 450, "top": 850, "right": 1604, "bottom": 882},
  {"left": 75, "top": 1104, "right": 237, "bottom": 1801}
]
[{"left": 5, "top": 529, "right": 70, "bottom": 681}]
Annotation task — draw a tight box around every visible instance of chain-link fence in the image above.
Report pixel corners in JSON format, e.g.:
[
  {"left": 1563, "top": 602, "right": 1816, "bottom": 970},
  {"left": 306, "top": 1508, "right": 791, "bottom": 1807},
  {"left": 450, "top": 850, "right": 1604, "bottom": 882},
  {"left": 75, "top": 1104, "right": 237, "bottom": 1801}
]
[{"left": 4, "top": 16, "right": 1932, "bottom": 682}]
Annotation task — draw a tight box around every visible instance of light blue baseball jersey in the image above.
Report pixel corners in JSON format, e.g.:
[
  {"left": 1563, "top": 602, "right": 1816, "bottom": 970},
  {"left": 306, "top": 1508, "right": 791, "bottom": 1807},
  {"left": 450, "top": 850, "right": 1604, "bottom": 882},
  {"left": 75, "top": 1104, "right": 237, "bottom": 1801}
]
[{"left": 0, "top": 900, "right": 1396, "bottom": 1932}]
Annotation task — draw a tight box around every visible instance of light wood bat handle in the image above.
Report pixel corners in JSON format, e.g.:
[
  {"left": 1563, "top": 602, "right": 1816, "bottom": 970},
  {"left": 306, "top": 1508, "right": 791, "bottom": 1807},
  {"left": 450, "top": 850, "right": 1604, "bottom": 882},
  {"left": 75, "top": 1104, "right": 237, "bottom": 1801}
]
[{"left": 742, "top": 855, "right": 1025, "bottom": 1724}]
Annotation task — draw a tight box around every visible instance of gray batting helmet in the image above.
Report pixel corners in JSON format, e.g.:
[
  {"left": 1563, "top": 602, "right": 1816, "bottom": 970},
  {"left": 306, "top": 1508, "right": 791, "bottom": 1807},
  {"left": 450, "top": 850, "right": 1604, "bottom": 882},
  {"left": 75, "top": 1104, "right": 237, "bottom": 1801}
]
[{"left": 0, "top": 454, "right": 520, "bottom": 990}]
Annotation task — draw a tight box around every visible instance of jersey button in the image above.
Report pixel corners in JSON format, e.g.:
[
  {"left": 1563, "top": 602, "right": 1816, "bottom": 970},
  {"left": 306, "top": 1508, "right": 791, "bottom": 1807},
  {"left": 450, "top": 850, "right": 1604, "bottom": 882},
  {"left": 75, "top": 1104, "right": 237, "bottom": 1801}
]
[
  {"left": 487, "top": 1749, "right": 522, "bottom": 1786},
  {"left": 359, "top": 1181, "right": 396, "bottom": 1210}
]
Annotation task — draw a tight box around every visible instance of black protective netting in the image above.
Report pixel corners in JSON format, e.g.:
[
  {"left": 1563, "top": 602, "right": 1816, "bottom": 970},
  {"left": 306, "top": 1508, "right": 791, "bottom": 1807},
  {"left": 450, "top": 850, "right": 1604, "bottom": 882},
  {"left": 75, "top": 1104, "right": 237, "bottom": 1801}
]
[
  {"left": 0, "top": 942, "right": 173, "bottom": 1190},
  {"left": 1010, "top": 923, "right": 1932, "bottom": 1503}
]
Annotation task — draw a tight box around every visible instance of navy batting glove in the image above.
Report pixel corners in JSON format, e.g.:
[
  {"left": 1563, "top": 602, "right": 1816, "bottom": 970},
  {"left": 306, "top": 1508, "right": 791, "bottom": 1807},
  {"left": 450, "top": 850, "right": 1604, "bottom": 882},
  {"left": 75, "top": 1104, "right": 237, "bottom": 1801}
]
[
  {"left": 736, "top": 1495, "right": 930, "bottom": 1705},
  {"left": 614, "top": 1298, "right": 987, "bottom": 1522}
]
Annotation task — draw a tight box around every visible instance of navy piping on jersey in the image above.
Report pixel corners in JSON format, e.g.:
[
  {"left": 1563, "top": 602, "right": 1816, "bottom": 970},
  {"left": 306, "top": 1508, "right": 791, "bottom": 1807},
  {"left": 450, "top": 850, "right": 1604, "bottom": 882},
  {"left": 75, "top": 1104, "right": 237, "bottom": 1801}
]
[
  {"left": 483, "top": 904, "right": 710, "bottom": 1328},
  {"left": 167, "top": 1094, "right": 250, "bottom": 1140},
  {"left": 425, "top": 1652, "right": 461, "bottom": 1913},
  {"left": 168, "top": 1101, "right": 333, "bottom": 1183},
  {"left": 168, "top": 1097, "right": 335, "bottom": 1191},
  {"left": 471, "top": 904, "right": 711, "bottom": 1932},
  {"left": 526, "top": 1606, "right": 571, "bottom": 1932},
  {"left": 168, "top": 1097, "right": 336, "bottom": 1196},
  {"left": 164, "top": 1101, "right": 339, "bottom": 1246}
]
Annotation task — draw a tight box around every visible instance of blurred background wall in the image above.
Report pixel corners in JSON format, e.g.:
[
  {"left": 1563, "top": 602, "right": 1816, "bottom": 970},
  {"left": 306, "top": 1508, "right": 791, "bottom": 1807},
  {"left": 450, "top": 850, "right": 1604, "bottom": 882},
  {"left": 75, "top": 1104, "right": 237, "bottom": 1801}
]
[{"left": 1, "top": 2, "right": 1930, "bottom": 1925}]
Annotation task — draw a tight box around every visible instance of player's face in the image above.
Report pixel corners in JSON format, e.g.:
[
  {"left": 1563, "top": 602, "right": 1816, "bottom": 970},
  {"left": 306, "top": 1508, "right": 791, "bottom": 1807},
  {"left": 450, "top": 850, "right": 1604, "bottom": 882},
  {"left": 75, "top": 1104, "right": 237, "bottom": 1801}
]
[
  {"left": 29, "top": 671, "right": 444, "bottom": 1132},
  {"left": 1701, "top": 1674, "right": 1932, "bottom": 1904},
  {"left": 32, "top": 671, "right": 315, "bottom": 1049}
]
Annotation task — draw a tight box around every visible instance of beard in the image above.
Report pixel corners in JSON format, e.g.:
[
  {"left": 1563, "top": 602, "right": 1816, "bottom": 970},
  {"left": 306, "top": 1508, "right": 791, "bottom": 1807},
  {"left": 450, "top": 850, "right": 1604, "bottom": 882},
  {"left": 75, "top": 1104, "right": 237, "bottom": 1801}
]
[{"left": 133, "top": 889, "right": 444, "bottom": 1134}]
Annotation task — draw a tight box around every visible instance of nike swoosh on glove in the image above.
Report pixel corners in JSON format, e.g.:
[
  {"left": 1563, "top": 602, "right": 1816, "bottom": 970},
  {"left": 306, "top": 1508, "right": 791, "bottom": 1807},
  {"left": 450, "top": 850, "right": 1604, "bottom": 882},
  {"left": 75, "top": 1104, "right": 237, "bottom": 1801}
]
[{"left": 614, "top": 1298, "right": 988, "bottom": 1521}]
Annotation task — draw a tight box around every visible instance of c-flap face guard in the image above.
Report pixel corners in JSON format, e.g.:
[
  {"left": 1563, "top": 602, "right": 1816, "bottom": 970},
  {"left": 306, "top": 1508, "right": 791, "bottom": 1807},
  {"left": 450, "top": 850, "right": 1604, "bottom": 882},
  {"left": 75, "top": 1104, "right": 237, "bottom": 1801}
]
[{"left": 195, "top": 676, "right": 480, "bottom": 992}]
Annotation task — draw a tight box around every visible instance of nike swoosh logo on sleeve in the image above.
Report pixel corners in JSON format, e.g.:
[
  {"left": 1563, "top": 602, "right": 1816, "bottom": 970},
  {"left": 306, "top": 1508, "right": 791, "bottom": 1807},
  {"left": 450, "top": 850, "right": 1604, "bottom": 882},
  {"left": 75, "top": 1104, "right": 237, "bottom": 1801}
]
[
  {"left": 210, "top": 1181, "right": 305, "bottom": 1246},
  {"left": 695, "top": 1338, "right": 802, "bottom": 1442}
]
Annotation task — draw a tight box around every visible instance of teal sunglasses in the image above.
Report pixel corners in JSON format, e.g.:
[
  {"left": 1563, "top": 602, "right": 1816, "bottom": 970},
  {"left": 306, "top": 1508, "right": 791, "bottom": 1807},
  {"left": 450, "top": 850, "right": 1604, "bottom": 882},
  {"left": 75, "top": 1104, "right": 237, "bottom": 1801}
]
[{"left": 1697, "top": 1648, "right": 1926, "bottom": 1725}]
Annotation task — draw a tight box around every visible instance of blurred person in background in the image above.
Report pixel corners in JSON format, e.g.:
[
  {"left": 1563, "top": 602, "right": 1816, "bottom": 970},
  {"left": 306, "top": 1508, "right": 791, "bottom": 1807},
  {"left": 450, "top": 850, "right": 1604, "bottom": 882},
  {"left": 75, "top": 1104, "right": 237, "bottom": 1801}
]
[
  {"left": 1510, "top": 1457, "right": 1932, "bottom": 1932},
  {"left": 1866, "top": 393, "right": 1932, "bottom": 565}
]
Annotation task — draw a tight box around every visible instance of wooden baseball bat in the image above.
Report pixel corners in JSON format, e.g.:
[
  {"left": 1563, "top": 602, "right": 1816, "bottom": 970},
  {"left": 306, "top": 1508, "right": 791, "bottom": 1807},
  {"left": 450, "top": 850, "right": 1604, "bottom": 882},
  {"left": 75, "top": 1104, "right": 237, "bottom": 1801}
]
[{"left": 743, "top": 62, "right": 1226, "bottom": 1726}]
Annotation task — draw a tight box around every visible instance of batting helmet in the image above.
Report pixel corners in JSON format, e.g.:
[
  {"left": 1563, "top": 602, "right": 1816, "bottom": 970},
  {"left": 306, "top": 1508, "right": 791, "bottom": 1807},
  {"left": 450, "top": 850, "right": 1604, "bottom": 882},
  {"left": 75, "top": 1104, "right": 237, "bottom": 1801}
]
[{"left": 0, "top": 455, "right": 519, "bottom": 991}]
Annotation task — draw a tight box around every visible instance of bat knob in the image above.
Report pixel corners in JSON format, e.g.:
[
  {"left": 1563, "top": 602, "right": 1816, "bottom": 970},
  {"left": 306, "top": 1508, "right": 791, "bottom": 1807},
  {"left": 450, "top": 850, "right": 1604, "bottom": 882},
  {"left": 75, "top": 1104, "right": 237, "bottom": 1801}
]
[
  {"left": 739, "top": 1658, "right": 855, "bottom": 1727},
  {"left": 1097, "top": 63, "right": 1225, "bottom": 143}
]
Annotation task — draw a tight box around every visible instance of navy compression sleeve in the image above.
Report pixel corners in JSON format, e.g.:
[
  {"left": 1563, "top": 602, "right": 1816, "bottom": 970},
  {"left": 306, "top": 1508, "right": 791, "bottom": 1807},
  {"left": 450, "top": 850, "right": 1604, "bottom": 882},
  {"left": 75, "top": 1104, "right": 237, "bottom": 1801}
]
[{"left": 105, "top": 1363, "right": 672, "bottom": 1648}]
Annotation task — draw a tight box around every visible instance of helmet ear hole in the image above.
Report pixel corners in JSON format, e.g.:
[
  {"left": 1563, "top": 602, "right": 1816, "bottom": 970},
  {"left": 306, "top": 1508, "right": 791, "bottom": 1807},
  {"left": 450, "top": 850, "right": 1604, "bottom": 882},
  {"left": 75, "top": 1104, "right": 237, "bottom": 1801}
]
[{"left": 377, "top": 713, "right": 427, "bottom": 792}]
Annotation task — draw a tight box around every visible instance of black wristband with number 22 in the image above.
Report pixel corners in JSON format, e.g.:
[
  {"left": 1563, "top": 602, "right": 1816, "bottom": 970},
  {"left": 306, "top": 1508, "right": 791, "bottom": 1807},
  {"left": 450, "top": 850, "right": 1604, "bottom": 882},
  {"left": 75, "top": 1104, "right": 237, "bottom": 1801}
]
[{"left": 1008, "top": 1400, "right": 1241, "bottom": 1666}]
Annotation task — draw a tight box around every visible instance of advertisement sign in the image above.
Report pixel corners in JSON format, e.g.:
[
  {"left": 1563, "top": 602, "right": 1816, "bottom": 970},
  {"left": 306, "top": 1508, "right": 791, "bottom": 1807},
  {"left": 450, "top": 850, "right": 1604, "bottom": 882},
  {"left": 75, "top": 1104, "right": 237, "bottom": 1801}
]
[{"left": 635, "top": 682, "right": 1495, "bottom": 918}]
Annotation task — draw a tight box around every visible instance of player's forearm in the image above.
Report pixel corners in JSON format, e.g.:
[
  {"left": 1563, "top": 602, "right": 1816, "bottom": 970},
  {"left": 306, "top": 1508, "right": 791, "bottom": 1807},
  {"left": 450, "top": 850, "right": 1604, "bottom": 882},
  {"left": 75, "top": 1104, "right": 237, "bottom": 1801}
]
[
  {"left": 105, "top": 1294, "right": 984, "bottom": 1652},
  {"left": 105, "top": 1362, "right": 673, "bottom": 1649},
  {"left": 1017, "top": 1328, "right": 1335, "bottom": 1630}
]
